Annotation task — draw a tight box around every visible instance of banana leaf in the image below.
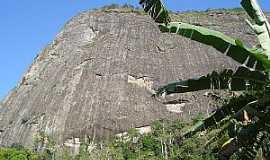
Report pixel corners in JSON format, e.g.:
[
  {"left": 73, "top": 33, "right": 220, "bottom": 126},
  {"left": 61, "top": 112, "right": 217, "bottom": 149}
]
[
  {"left": 183, "top": 94, "right": 256, "bottom": 138},
  {"left": 139, "top": 0, "right": 171, "bottom": 23},
  {"left": 203, "top": 94, "right": 257, "bottom": 128},
  {"left": 241, "top": 0, "right": 266, "bottom": 23},
  {"left": 138, "top": 0, "right": 270, "bottom": 71},
  {"left": 155, "top": 66, "right": 268, "bottom": 96},
  {"left": 158, "top": 22, "right": 270, "bottom": 71},
  {"left": 241, "top": 0, "right": 270, "bottom": 57},
  {"left": 183, "top": 94, "right": 270, "bottom": 139},
  {"left": 234, "top": 95, "right": 270, "bottom": 119}
]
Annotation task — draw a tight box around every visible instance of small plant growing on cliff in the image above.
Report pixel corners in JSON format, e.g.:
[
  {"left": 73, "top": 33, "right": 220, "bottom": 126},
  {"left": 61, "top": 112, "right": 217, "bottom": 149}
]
[{"left": 140, "top": 0, "right": 270, "bottom": 159}]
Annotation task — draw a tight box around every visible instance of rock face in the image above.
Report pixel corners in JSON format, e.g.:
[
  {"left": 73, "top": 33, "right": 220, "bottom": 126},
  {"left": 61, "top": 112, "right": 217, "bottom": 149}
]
[{"left": 0, "top": 9, "right": 258, "bottom": 147}]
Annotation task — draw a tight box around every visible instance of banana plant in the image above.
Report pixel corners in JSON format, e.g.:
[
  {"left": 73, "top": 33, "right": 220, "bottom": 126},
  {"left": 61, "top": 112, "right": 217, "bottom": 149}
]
[{"left": 139, "top": 0, "right": 270, "bottom": 158}]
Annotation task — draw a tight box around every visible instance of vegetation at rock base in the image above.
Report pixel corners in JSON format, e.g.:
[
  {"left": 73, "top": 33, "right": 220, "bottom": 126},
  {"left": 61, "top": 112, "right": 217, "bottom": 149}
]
[
  {"left": 0, "top": 147, "right": 49, "bottom": 160},
  {"left": 0, "top": 115, "right": 248, "bottom": 160},
  {"left": 0, "top": 101, "right": 267, "bottom": 160}
]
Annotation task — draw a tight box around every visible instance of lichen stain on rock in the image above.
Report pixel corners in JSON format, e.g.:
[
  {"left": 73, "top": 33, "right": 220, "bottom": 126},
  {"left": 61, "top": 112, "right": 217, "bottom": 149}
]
[
  {"left": 64, "top": 137, "right": 81, "bottom": 155},
  {"left": 128, "top": 75, "right": 155, "bottom": 94},
  {"left": 165, "top": 103, "right": 186, "bottom": 113}
]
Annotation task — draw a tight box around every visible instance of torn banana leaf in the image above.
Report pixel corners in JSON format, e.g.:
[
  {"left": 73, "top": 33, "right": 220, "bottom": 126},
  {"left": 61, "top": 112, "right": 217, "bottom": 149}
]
[
  {"left": 241, "top": 0, "right": 270, "bottom": 57},
  {"left": 184, "top": 94, "right": 270, "bottom": 138},
  {"left": 156, "top": 66, "right": 268, "bottom": 96},
  {"left": 139, "top": 0, "right": 171, "bottom": 23},
  {"left": 183, "top": 94, "right": 256, "bottom": 138},
  {"left": 158, "top": 22, "right": 270, "bottom": 71}
]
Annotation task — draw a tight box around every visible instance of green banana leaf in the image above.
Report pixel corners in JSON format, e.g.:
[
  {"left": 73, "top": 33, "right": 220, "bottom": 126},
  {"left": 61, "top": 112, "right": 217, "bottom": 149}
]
[
  {"left": 235, "top": 115, "right": 270, "bottom": 158},
  {"left": 184, "top": 94, "right": 270, "bottom": 139},
  {"left": 138, "top": 0, "right": 270, "bottom": 71},
  {"left": 139, "top": 0, "right": 171, "bottom": 23},
  {"left": 203, "top": 94, "right": 257, "bottom": 128},
  {"left": 241, "top": 0, "right": 266, "bottom": 24},
  {"left": 183, "top": 94, "right": 257, "bottom": 138},
  {"left": 241, "top": 0, "right": 270, "bottom": 58},
  {"left": 156, "top": 66, "right": 268, "bottom": 96},
  {"left": 158, "top": 22, "right": 270, "bottom": 71},
  {"left": 234, "top": 95, "right": 270, "bottom": 119}
]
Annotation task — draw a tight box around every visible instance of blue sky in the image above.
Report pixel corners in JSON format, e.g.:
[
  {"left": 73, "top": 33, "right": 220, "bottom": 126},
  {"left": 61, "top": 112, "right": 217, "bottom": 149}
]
[{"left": 0, "top": 0, "right": 270, "bottom": 100}]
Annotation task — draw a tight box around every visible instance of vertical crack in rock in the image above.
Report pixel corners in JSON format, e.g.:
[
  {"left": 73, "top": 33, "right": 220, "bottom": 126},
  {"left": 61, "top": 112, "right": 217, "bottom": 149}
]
[
  {"left": 53, "top": 66, "right": 84, "bottom": 141},
  {"left": 52, "top": 27, "right": 98, "bottom": 141}
]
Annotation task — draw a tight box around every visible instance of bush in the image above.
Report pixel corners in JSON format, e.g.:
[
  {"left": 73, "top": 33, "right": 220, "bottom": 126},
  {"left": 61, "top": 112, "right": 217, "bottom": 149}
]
[{"left": 0, "top": 147, "right": 49, "bottom": 160}]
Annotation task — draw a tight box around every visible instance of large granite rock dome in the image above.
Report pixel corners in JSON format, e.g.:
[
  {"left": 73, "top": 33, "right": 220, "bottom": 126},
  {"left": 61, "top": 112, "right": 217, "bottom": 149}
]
[{"left": 0, "top": 9, "right": 257, "bottom": 146}]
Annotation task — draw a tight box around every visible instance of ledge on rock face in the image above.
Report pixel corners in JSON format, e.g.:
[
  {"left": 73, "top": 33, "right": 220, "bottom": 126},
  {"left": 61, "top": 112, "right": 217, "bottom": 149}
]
[
  {"left": 0, "top": 9, "right": 257, "bottom": 147},
  {"left": 128, "top": 75, "right": 155, "bottom": 94}
]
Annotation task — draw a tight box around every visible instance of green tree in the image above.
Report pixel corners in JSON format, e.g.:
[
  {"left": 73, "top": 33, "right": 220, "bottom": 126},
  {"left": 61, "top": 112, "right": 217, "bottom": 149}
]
[{"left": 139, "top": 0, "right": 270, "bottom": 159}]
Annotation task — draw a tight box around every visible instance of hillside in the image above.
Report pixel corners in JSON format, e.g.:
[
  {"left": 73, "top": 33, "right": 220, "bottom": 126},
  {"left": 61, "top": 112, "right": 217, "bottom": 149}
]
[{"left": 0, "top": 8, "right": 261, "bottom": 148}]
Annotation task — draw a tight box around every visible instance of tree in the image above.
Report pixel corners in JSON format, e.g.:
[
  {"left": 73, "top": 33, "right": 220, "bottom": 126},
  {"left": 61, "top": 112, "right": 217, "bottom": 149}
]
[{"left": 139, "top": 0, "right": 270, "bottom": 159}]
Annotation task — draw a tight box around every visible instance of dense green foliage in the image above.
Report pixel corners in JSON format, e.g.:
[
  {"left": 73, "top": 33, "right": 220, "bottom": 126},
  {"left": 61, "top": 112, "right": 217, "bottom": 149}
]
[
  {"left": 0, "top": 147, "right": 50, "bottom": 160},
  {"left": 140, "top": 0, "right": 270, "bottom": 159}
]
